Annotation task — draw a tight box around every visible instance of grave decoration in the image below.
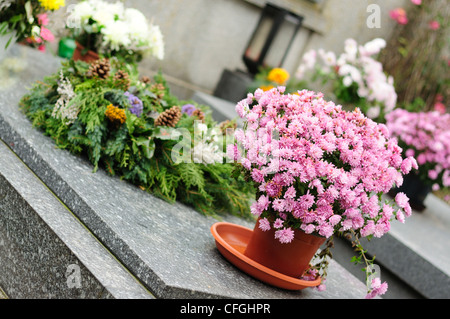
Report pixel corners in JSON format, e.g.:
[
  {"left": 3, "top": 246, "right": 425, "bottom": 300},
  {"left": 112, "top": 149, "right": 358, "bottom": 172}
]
[
  {"left": 385, "top": 108, "right": 450, "bottom": 211},
  {"left": 219, "top": 87, "right": 417, "bottom": 298},
  {"left": 0, "top": 0, "right": 65, "bottom": 51},
  {"left": 66, "top": 0, "right": 164, "bottom": 64},
  {"left": 295, "top": 38, "right": 397, "bottom": 123},
  {"left": 19, "top": 58, "right": 254, "bottom": 218}
]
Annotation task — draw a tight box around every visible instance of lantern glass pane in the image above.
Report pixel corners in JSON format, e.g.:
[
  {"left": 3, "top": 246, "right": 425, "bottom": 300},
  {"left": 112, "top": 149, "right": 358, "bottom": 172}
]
[
  {"left": 263, "top": 16, "right": 298, "bottom": 68},
  {"left": 244, "top": 16, "right": 273, "bottom": 62}
]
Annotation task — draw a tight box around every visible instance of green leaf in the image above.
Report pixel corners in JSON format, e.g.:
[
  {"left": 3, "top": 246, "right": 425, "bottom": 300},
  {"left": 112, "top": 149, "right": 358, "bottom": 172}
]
[{"left": 178, "top": 163, "right": 205, "bottom": 192}]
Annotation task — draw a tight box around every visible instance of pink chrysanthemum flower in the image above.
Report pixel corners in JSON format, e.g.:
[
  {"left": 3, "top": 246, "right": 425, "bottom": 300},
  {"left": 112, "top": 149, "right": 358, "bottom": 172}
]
[
  {"left": 365, "top": 278, "right": 388, "bottom": 299},
  {"left": 258, "top": 218, "right": 271, "bottom": 232},
  {"left": 274, "top": 228, "right": 295, "bottom": 244}
]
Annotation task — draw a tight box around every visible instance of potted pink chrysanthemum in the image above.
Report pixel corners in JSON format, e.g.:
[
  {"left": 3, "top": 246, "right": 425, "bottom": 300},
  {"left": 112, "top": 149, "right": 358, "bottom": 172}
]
[
  {"left": 386, "top": 108, "right": 450, "bottom": 211},
  {"left": 219, "top": 87, "right": 417, "bottom": 298}
]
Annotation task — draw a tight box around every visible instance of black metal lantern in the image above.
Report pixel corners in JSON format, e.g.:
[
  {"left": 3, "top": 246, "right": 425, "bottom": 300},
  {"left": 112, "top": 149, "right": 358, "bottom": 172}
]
[{"left": 243, "top": 3, "right": 304, "bottom": 75}]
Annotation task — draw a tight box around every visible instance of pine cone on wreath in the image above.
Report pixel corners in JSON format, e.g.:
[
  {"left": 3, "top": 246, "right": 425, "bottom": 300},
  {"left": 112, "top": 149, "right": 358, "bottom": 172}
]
[
  {"left": 192, "top": 109, "right": 205, "bottom": 122},
  {"left": 140, "top": 75, "right": 152, "bottom": 84},
  {"left": 113, "top": 70, "right": 131, "bottom": 90},
  {"left": 88, "top": 58, "right": 110, "bottom": 79},
  {"left": 154, "top": 106, "right": 182, "bottom": 127},
  {"left": 151, "top": 83, "right": 166, "bottom": 99}
]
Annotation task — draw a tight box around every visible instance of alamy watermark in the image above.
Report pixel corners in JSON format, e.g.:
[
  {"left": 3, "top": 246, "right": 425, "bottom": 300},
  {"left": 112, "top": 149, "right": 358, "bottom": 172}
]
[
  {"left": 66, "top": 264, "right": 82, "bottom": 289},
  {"left": 367, "top": 4, "right": 381, "bottom": 29},
  {"left": 366, "top": 263, "right": 381, "bottom": 286}
]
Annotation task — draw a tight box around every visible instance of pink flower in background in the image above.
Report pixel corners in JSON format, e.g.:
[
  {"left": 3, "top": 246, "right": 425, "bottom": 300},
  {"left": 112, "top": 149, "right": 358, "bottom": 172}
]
[
  {"left": 386, "top": 109, "right": 450, "bottom": 189},
  {"left": 434, "top": 102, "right": 446, "bottom": 113},
  {"left": 38, "top": 45, "right": 46, "bottom": 52},
  {"left": 37, "top": 13, "right": 49, "bottom": 26},
  {"left": 429, "top": 20, "right": 440, "bottom": 30},
  {"left": 25, "top": 36, "right": 42, "bottom": 44},
  {"left": 411, "top": 0, "right": 422, "bottom": 5},
  {"left": 390, "top": 8, "right": 408, "bottom": 25},
  {"left": 39, "top": 27, "right": 55, "bottom": 42},
  {"left": 433, "top": 94, "right": 446, "bottom": 113}
]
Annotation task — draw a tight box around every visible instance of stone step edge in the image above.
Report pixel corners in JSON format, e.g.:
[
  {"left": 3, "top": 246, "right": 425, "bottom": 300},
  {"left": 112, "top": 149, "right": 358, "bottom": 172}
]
[{"left": 0, "top": 138, "right": 153, "bottom": 299}]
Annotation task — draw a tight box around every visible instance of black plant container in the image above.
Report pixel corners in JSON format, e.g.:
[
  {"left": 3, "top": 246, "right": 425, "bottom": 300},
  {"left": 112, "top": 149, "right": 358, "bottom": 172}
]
[{"left": 388, "top": 172, "right": 432, "bottom": 212}]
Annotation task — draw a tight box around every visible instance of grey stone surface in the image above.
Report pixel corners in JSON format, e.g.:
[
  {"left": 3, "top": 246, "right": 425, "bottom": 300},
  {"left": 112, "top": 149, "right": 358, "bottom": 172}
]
[
  {"left": 0, "top": 140, "right": 153, "bottom": 299},
  {"left": 356, "top": 194, "right": 450, "bottom": 299},
  {"left": 0, "top": 44, "right": 370, "bottom": 299}
]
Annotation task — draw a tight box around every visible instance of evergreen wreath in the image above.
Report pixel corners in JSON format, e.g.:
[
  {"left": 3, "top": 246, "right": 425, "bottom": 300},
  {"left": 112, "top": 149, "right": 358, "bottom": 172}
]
[{"left": 20, "top": 58, "right": 254, "bottom": 218}]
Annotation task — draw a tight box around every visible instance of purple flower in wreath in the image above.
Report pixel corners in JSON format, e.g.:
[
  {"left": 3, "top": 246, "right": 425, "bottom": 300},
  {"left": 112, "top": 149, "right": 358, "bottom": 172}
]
[
  {"left": 125, "top": 91, "right": 143, "bottom": 117},
  {"left": 181, "top": 104, "right": 196, "bottom": 116}
]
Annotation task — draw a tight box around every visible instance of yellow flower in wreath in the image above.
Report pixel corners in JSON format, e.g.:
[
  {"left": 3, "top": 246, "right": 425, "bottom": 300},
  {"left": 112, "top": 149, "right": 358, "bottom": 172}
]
[
  {"left": 38, "top": 0, "right": 65, "bottom": 11},
  {"left": 267, "top": 68, "right": 290, "bottom": 85},
  {"left": 105, "top": 104, "right": 127, "bottom": 124}
]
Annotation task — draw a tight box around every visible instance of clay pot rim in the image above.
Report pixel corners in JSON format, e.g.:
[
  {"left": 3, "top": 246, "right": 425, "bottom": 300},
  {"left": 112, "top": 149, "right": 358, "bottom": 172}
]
[
  {"left": 210, "top": 221, "right": 322, "bottom": 289},
  {"left": 73, "top": 41, "right": 100, "bottom": 62}
]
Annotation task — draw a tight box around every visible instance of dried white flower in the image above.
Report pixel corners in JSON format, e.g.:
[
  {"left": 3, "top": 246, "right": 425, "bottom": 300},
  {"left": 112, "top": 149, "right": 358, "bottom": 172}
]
[{"left": 52, "top": 71, "right": 79, "bottom": 124}]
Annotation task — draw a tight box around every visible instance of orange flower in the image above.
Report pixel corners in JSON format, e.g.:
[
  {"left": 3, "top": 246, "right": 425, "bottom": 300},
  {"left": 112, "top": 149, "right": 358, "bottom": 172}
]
[
  {"left": 105, "top": 104, "right": 126, "bottom": 124},
  {"left": 260, "top": 84, "right": 275, "bottom": 91},
  {"left": 267, "top": 68, "right": 290, "bottom": 85}
]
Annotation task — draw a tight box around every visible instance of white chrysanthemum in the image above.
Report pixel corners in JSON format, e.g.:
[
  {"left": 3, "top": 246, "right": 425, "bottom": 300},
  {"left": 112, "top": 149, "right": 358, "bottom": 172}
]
[
  {"left": 126, "top": 9, "right": 149, "bottom": 44},
  {"left": 338, "top": 64, "right": 361, "bottom": 84},
  {"left": 31, "top": 26, "right": 41, "bottom": 37},
  {"left": 302, "top": 49, "right": 316, "bottom": 69},
  {"left": 68, "top": 1, "right": 93, "bottom": 25},
  {"left": 148, "top": 25, "right": 164, "bottom": 60},
  {"left": 101, "top": 20, "right": 131, "bottom": 51},
  {"left": 92, "top": 10, "right": 115, "bottom": 27},
  {"left": 344, "top": 38, "right": 358, "bottom": 61},
  {"left": 363, "top": 38, "right": 386, "bottom": 56},
  {"left": 319, "top": 50, "right": 336, "bottom": 66},
  {"left": 124, "top": 8, "right": 147, "bottom": 26}
]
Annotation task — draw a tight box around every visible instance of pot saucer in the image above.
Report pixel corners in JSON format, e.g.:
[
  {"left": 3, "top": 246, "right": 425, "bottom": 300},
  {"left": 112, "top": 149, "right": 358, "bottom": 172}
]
[{"left": 210, "top": 222, "right": 322, "bottom": 290}]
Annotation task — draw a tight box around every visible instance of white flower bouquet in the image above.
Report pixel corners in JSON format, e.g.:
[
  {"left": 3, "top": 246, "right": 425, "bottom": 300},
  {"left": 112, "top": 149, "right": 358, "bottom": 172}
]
[
  {"left": 67, "top": 0, "right": 164, "bottom": 63},
  {"left": 296, "top": 38, "right": 397, "bottom": 123}
]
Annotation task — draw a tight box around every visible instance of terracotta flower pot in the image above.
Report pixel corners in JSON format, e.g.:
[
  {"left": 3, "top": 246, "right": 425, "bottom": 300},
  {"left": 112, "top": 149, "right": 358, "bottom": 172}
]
[
  {"left": 72, "top": 41, "right": 99, "bottom": 63},
  {"left": 244, "top": 219, "right": 326, "bottom": 278},
  {"left": 210, "top": 221, "right": 323, "bottom": 290}
]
